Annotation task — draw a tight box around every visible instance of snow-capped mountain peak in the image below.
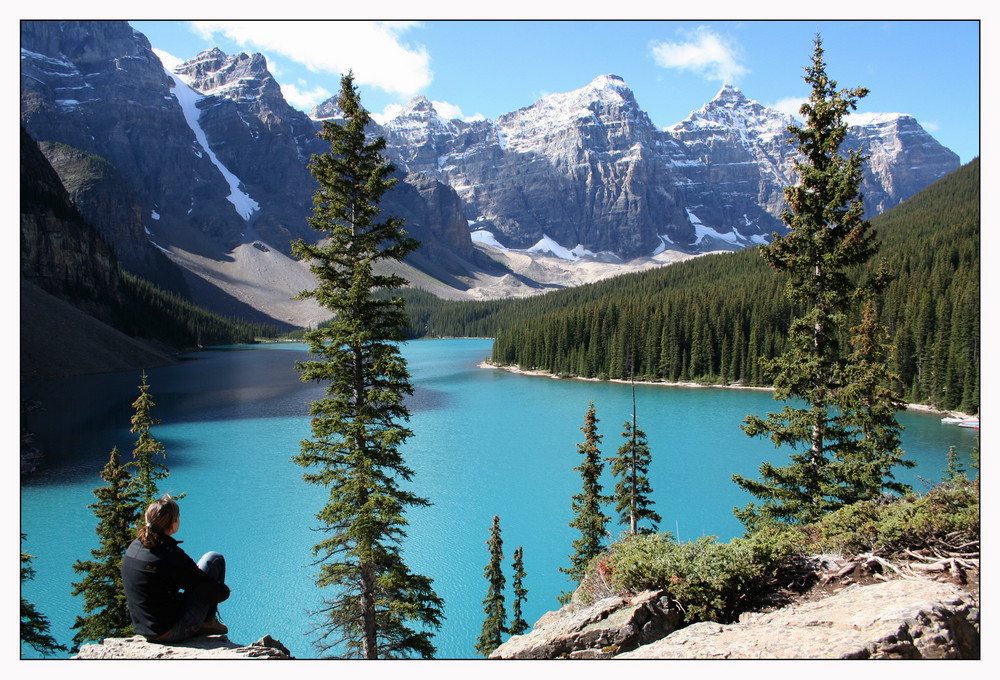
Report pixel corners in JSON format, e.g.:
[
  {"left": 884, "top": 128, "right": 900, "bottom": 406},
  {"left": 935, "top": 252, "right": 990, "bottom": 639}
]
[
  {"left": 709, "top": 83, "right": 750, "bottom": 106},
  {"left": 23, "top": 19, "right": 958, "bottom": 271},
  {"left": 494, "top": 73, "right": 656, "bottom": 155},
  {"left": 383, "top": 96, "right": 459, "bottom": 133},
  {"left": 666, "top": 84, "right": 795, "bottom": 153},
  {"left": 582, "top": 73, "right": 634, "bottom": 101}
]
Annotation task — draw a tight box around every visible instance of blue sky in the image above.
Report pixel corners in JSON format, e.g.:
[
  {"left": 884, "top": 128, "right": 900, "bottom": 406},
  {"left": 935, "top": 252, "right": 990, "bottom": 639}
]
[{"left": 128, "top": 18, "right": 981, "bottom": 164}]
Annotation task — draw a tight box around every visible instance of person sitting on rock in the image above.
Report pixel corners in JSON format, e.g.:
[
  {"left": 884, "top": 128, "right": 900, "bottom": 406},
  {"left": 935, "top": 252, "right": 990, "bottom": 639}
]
[{"left": 121, "top": 494, "right": 230, "bottom": 643}]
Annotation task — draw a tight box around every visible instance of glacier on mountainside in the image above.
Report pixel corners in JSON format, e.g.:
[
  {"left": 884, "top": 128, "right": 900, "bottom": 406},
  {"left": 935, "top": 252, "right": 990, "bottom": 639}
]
[{"left": 165, "top": 68, "right": 260, "bottom": 221}]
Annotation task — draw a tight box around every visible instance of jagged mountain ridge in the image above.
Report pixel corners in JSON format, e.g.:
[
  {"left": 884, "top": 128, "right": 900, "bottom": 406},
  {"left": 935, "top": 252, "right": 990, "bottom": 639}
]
[
  {"left": 21, "top": 21, "right": 961, "bottom": 326},
  {"left": 372, "top": 76, "right": 959, "bottom": 259},
  {"left": 20, "top": 21, "right": 479, "bottom": 325}
]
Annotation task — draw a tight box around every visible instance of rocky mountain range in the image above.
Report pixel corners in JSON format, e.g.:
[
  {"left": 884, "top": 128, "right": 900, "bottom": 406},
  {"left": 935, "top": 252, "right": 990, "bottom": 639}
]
[
  {"left": 372, "top": 76, "right": 959, "bottom": 259},
  {"left": 20, "top": 20, "right": 961, "bottom": 326}
]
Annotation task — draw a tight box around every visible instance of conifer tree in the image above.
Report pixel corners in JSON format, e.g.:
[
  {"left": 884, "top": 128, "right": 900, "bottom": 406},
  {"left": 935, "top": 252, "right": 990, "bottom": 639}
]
[
  {"left": 292, "top": 72, "right": 442, "bottom": 659},
  {"left": 475, "top": 515, "right": 506, "bottom": 657},
  {"left": 833, "top": 299, "right": 914, "bottom": 503},
  {"left": 970, "top": 438, "right": 979, "bottom": 483},
  {"left": 610, "top": 420, "right": 661, "bottom": 534},
  {"left": 21, "top": 536, "right": 67, "bottom": 656},
  {"left": 127, "top": 372, "right": 170, "bottom": 507},
  {"left": 943, "top": 446, "right": 966, "bottom": 484},
  {"left": 561, "top": 402, "right": 609, "bottom": 594},
  {"left": 609, "top": 380, "right": 660, "bottom": 534},
  {"left": 734, "top": 36, "right": 906, "bottom": 527},
  {"left": 509, "top": 546, "right": 529, "bottom": 636},
  {"left": 70, "top": 446, "right": 141, "bottom": 647}
]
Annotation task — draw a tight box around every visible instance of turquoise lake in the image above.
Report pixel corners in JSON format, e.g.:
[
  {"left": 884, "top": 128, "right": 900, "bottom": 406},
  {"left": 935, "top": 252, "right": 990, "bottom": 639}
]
[{"left": 20, "top": 338, "right": 978, "bottom": 659}]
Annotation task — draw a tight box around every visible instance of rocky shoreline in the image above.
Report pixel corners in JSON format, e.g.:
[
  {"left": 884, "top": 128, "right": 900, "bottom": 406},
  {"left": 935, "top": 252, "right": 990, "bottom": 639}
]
[{"left": 478, "top": 361, "right": 978, "bottom": 420}]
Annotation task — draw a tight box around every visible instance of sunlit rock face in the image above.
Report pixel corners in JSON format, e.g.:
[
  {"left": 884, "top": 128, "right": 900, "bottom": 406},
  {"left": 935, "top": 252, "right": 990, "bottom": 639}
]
[{"left": 378, "top": 78, "right": 959, "bottom": 260}]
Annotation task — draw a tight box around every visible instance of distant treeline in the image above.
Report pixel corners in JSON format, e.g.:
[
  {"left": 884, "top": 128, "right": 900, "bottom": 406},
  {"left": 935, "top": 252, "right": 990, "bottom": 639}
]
[
  {"left": 117, "top": 270, "right": 278, "bottom": 347},
  {"left": 396, "top": 159, "right": 979, "bottom": 414}
]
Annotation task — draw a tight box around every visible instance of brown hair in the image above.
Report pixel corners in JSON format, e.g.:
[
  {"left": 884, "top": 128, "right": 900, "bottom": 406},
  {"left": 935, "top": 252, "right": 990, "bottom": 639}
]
[{"left": 136, "top": 495, "right": 179, "bottom": 548}]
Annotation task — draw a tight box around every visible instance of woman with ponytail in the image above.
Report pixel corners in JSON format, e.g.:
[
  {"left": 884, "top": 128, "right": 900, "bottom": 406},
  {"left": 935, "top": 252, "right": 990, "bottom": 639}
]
[{"left": 121, "top": 495, "right": 230, "bottom": 643}]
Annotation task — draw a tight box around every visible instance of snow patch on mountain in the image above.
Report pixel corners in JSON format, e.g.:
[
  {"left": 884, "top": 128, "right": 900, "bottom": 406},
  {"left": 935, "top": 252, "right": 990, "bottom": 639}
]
[
  {"left": 473, "top": 230, "right": 603, "bottom": 262},
  {"left": 652, "top": 233, "right": 676, "bottom": 255},
  {"left": 687, "top": 209, "right": 755, "bottom": 247},
  {"left": 21, "top": 48, "right": 100, "bottom": 110},
  {"left": 526, "top": 235, "right": 595, "bottom": 261},
  {"left": 471, "top": 230, "right": 508, "bottom": 249},
  {"left": 164, "top": 68, "right": 259, "bottom": 221}
]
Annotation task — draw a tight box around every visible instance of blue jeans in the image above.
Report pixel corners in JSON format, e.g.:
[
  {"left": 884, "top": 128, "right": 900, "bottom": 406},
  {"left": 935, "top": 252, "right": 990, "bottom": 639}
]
[{"left": 157, "top": 552, "right": 226, "bottom": 643}]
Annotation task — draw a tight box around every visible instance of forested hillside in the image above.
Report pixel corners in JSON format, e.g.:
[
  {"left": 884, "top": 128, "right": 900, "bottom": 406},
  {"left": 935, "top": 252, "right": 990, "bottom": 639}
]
[
  {"left": 21, "top": 128, "right": 277, "bottom": 379},
  {"left": 115, "top": 272, "right": 278, "bottom": 348},
  {"left": 403, "top": 159, "right": 979, "bottom": 413}
]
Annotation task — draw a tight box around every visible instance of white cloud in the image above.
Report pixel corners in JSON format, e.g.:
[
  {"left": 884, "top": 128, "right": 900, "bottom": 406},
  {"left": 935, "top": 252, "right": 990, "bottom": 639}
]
[
  {"left": 770, "top": 96, "right": 807, "bottom": 121},
  {"left": 650, "top": 26, "right": 748, "bottom": 84},
  {"left": 280, "top": 81, "right": 333, "bottom": 112},
  {"left": 152, "top": 48, "right": 182, "bottom": 71},
  {"left": 371, "top": 103, "right": 407, "bottom": 125},
  {"left": 189, "top": 20, "right": 432, "bottom": 97},
  {"left": 431, "top": 100, "right": 485, "bottom": 122}
]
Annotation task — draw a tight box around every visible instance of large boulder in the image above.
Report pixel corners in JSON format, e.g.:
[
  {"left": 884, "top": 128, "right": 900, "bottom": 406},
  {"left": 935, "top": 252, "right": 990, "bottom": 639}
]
[
  {"left": 490, "top": 589, "right": 680, "bottom": 659},
  {"left": 618, "top": 579, "right": 979, "bottom": 659}
]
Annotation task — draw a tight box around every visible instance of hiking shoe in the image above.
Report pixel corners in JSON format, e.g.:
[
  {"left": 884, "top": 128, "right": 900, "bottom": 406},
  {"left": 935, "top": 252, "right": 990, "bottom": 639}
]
[{"left": 198, "top": 618, "right": 228, "bottom": 636}]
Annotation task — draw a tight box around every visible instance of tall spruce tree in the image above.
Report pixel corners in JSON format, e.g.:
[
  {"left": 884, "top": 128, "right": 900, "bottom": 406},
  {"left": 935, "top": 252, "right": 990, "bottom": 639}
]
[
  {"left": 292, "top": 72, "right": 442, "bottom": 659},
  {"left": 509, "top": 546, "right": 529, "bottom": 636},
  {"left": 70, "top": 446, "right": 141, "bottom": 647},
  {"left": 610, "top": 422, "right": 661, "bottom": 534},
  {"left": 127, "top": 372, "right": 170, "bottom": 507},
  {"left": 609, "top": 381, "right": 660, "bottom": 534},
  {"left": 475, "top": 515, "right": 506, "bottom": 657},
  {"left": 561, "top": 402, "right": 609, "bottom": 595},
  {"left": 734, "top": 36, "right": 906, "bottom": 527},
  {"left": 21, "top": 536, "right": 68, "bottom": 656}
]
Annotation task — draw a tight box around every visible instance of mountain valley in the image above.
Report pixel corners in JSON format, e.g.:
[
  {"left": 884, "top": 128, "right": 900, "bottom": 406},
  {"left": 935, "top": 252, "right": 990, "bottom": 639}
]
[{"left": 21, "top": 20, "right": 960, "bottom": 332}]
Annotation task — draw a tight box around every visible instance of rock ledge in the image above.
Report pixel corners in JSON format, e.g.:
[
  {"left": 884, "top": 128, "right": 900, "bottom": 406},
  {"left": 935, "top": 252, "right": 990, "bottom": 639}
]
[
  {"left": 74, "top": 634, "right": 292, "bottom": 659},
  {"left": 492, "top": 578, "right": 978, "bottom": 660}
]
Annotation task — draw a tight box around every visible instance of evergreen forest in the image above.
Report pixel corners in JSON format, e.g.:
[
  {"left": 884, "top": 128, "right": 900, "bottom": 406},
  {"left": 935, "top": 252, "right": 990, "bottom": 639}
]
[
  {"left": 115, "top": 271, "right": 278, "bottom": 348},
  {"left": 396, "top": 158, "right": 979, "bottom": 414}
]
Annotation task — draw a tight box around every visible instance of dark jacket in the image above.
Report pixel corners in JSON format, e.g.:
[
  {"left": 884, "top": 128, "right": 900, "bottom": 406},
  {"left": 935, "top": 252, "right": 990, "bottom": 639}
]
[{"left": 121, "top": 535, "right": 230, "bottom": 637}]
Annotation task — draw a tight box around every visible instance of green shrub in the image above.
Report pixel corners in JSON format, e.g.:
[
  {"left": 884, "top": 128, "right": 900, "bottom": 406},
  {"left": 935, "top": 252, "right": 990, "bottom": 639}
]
[
  {"left": 600, "top": 530, "right": 796, "bottom": 624},
  {"left": 588, "top": 480, "right": 978, "bottom": 625},
  {"left": 804, "top": 480, "right": 979, "bottom": 555}
]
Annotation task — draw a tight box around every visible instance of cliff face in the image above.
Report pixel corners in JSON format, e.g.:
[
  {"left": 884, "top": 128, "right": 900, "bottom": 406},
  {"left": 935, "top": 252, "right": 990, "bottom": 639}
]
[
  {"left": 375, "top": 78, "right": 960, "bottom": 259},
  {"left": 20, "top": 127, "right": 121, "bottom": 319},
  {"left": 22, "top": 21, "right": 963, "bottom": 317},
  {"left": 34, "top": 140, "right": 185, "bottom": 292},
  {"left": 847, "top": 114, "right": 965, "bottom": 216},
  {"left": 21, "top": 20, "right": 247, "bottom": 261},
  {"left": 20, "top": 127, "right": 177, "bottom": 381},
  {"left": 21, "top": 21, "right": 480, "bottom": 322}
]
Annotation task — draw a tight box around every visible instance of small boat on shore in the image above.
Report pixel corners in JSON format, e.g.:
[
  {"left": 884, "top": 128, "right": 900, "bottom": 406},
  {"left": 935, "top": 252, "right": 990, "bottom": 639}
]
[
  {"left": 941, "top": 416, "right": 965, "bottom": 424},
  {"left": 957, "top": 420, "right": 980, "bottom": 429}
]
